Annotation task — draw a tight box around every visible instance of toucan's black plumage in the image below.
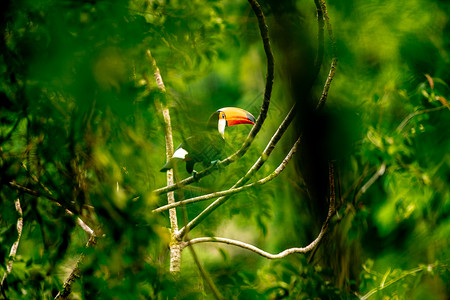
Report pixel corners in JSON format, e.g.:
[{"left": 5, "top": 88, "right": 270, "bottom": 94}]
[{"left": 160, "top": 107, "right": 255, "bottom": 174}]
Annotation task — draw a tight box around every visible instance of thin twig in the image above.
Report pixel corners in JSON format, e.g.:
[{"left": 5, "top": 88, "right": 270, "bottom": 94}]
[
  {"left": 359, "top": 264, "right": 435, "bottom": 300},
  {"left": 312, "top": 0, "right": 325, "bottom": 79},
  {"left": 185, "top": 244, "right": 224, "bottom": 299},
  {"left": 152, "top": 0, "right": 274, "bottom": 195},
  {"left": 9, "top": 167, "right": 97, "bottom": 300},
  {"left": 153, "top": 136, "right": 301, "bottom": 213},
  {"left": 354, "top": 163, "right": 386, "bottom": 202},
  {"left": 54, "top": 211, "right": 97, "bottom": 299},
  {"left": 7, "top": 180, "right": 78, "bottom": 214},
  {"left": 316, "top": 0, "right": 338, "bottom": 110},
  {"left": 7, "top": 180, "right": 95, "bottom": 236},
  {"left": 1, "top": 197, "right": 23, "bottom": 296},
  {"left": 396, "top": 105, "right": 447, "bottom": 133},
  {"left": 21, "top": 163, "right": 96, "bottom": 236},
  {"left": 54, "top": 236, "right": 97, "bottom": 300},
  {"left": 180, "top": 195, "right": 224, "bottom": 299},
  {"left": 308, "top": 162, "right": 336, "bottom": 262}
]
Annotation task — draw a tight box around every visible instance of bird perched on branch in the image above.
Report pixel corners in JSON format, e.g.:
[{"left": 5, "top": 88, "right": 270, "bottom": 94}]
[{"left": 160, "top": 107, "right": 256, "bottom": 174}]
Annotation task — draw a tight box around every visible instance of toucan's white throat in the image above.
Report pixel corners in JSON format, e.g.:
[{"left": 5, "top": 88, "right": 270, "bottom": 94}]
[{"left": 218, "top": 118, "right": 226, "bottom": 139}]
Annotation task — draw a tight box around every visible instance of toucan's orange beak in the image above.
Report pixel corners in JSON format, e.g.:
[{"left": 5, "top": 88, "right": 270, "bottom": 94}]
[{"left": 218, "top": 107, "right": 256, "bottom": 126}]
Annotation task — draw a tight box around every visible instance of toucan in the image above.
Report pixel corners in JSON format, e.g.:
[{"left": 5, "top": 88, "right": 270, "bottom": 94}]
[{"left": 160, "top": 107, "right": 256, "bottom": 174}]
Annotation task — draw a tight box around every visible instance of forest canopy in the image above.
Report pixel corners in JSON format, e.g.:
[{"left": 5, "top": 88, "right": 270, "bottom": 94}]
[{"left": 0, "top": 0, "right": 449, "bottom": 299}]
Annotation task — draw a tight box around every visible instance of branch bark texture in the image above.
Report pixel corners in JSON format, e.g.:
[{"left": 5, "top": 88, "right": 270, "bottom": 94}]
[{"left": 146, "top": 49, "right": 181, "bottom": 274}]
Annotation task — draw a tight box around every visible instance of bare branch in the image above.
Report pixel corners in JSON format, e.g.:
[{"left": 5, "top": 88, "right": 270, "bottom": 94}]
[
  {"left": 183, "top": 166, "right": 336, "bottom": 259},
  {"left": 7, "top": 180, "right": 95, "bottom": 236},
  {"left": 146, "top": 49, "right": 181, "bottom": 274},
  {"left": 185, "top": 244, "right": 224, "bottom": 299},
  {"left": 183, "top": 233, "right": 323, "bottom": 260},
  {"left": 313, "top": 0, "right": 325, "bottom": 79},
  {"left": 396, "top": 105, "right": 447, "bottom": 133},
  {"left": 1, "top": 197, "right": 23, "bottom": 295},
  {"left": 328, "top": 161, "right": 336, "bottom": 214},
  {"left": 359, "top": 264, "right": 434, "bottom": 300},
  {"left": 354, "top": 163, "right": 386, "bottom": 202},
  {"left": 153, "top": 136, "right": 301, "bottom": 213},
  {"left": 152, "top": 0, "right": 274, "bottom": 195},
  {"left": 178, "top": 178, "right": 223, "bottom": 299},
  {"left": 146, "top": 49, "right": 166, "bottom": 92},
  {"left": 7, "top": 180, "right": 78, "bottom": 213},
  {"left": 8, "top": 165, "right": 97, "bottom": 299},
  {"left": 316, "top": 0, "right": 338, "bottom": 110}
]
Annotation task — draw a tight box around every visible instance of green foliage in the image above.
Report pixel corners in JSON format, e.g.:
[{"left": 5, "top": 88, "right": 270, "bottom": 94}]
[{"left": 1, "top": 0, "right": 449, "bottom": 299}]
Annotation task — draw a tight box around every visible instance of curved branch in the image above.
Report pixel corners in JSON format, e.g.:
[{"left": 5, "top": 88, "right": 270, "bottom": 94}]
[
  {"left": 153, "top": 136, "right": 301, "bottom": 213},
  {"left": 183, "top": 233, "right": 323, "bottom": 259},
  {"left": 221, "top": 0, "right": 274, "bottom": 162},
  {"left": 395, "top": 105, "right": 447, "bottom": 133},
  {"left": 183, "top": 167, "right": 336, "bottom": 259},
  {"left": 312, "top": 0, "right": 325, "bottom": 79},
  {"left": 152, "top": 0, "right": 274, "bottom": 195}
]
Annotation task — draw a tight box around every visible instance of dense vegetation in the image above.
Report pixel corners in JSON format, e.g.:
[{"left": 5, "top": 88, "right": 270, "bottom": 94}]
[{"left": 1, "top": 0, "right": 449, "bottom": 299}]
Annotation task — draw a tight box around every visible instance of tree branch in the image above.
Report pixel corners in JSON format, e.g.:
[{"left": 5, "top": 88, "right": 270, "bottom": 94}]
[
  {"left": 183, "top": 234, "right": 323, "bottom": 259},
  {"left": 183, "top": 164, "right": 336, "bottom": 259},
  {"left": 0, "top": 197, "right": 23, "bottom": 297},
  {"left": 7, "top": 180, "right": 95, "bottom": 236},
  {"left": 359, "top": 264, "right": 435, "bottom": 300},
  {"left": 354, "top": 163, "right": 386, "bottom": 202},
  {"left": 395, "top": 105, "right": 447, "bottom": 133},
  {"left": 146, "top": 49, "right": 181, "bottom": 274},
  {"left": 312, "top": 0, "right": 325, "bottom": 79},
  {"left": 220, "top": 0, "right": 274, "bottom": 162},
  {"left": 8, "top": 167, "right": 97, "bottom": 300},
  {"left": 316, "top": 0, "right": 338, "bottom": 110},
  {"left": 54, "top": 235, "right": 97, "bottom": 300},
  {"left": 152, "top": 0, "right": 274, "bottom": 195},
  {"left": 153, "top": 136, "right": 301, "bottom": 213}
]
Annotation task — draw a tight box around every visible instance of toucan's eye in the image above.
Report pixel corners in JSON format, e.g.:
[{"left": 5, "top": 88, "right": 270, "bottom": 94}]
[{"left": 221, "top": 113, "right": 225, "bottom": 119}]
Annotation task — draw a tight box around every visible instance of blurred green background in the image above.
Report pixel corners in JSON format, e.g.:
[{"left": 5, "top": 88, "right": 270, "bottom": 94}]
[{"left": 0, "top": 0, "right": 448, "bottom": 299}]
